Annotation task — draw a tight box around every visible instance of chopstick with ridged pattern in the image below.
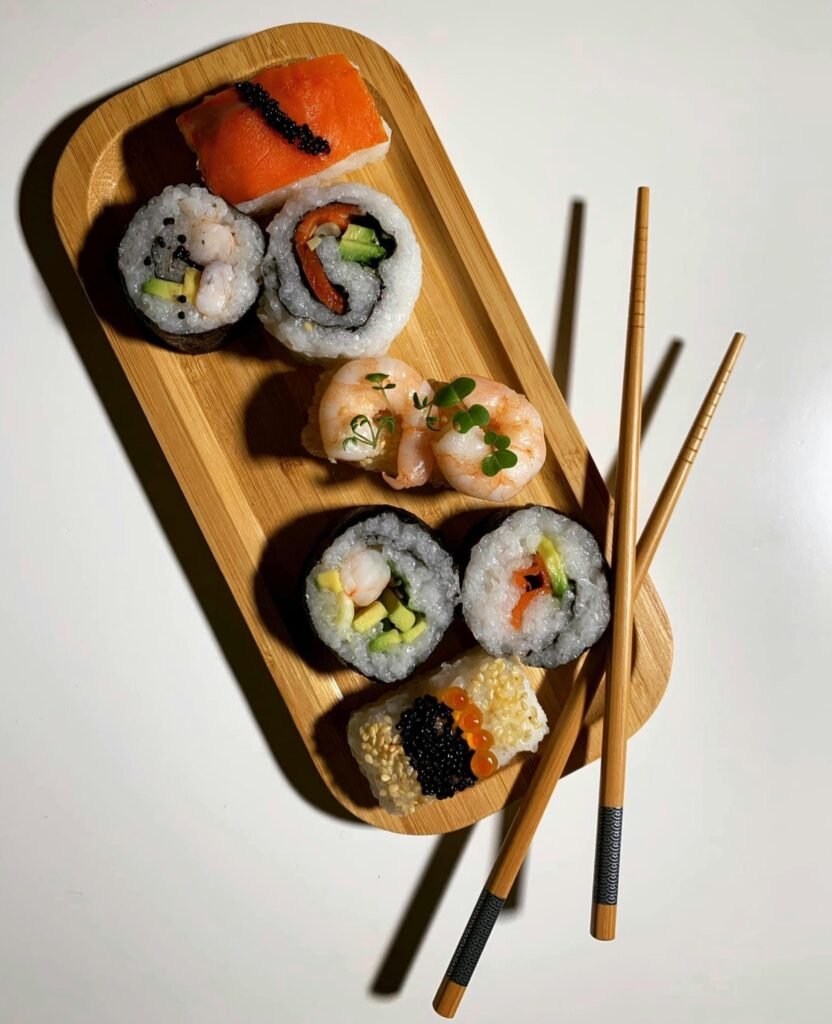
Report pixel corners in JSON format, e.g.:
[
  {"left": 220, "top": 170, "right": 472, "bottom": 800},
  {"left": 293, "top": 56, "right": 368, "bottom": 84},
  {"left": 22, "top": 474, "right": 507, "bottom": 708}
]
[{"left": 589, "top": 185, "right": 650, "bottom": 939}]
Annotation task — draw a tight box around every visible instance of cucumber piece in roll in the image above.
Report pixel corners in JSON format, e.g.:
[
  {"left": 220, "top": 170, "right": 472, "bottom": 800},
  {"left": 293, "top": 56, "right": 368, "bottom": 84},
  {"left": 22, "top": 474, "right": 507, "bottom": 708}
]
[
  {"left": 304, "top": 507, "right": 458, "bottom": 684},
  {"left": 258, "top": 183, "right": 422, "bottom": 362},
  {"left": 461, "top": 506, "right": 611, "bottom": 669}
]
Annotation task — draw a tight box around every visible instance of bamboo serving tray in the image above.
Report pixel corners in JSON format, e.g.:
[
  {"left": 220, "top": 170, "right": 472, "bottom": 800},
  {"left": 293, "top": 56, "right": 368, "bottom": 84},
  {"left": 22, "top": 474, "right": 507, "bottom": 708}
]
[{"left": 53, "top": 22, "right": 673, "bottom": 835}]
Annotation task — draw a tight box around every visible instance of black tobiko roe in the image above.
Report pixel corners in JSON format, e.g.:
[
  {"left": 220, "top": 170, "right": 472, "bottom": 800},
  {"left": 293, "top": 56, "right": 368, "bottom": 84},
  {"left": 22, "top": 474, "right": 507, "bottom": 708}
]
[{"left": 396, "top": 695, "right": 475, "bottom": 800}]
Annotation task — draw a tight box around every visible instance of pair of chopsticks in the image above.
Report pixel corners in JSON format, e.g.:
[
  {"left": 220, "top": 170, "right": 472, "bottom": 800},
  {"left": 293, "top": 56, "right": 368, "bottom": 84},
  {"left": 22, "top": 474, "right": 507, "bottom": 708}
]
[{"left": 434, "top": 186, "right": 746, "bottom": 1017}]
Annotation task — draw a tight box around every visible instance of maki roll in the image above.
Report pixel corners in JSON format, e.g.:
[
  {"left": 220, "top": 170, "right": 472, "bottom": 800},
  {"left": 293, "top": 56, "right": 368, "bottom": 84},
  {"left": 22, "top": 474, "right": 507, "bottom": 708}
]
[
  {"left": 258, "top": 183, "right": 422, "bottom": 362},
  {"left": 304, "top": 507, "right": 458, "bottom": 684},
  {"left": 462, "top": 506, "right": 610, "bottom": 669},
  {"left": 118, "top": 184, "right": 264, "bottom": 354},
  {"left": 348, "top": 649, "right": 549, "bottom": 816}
]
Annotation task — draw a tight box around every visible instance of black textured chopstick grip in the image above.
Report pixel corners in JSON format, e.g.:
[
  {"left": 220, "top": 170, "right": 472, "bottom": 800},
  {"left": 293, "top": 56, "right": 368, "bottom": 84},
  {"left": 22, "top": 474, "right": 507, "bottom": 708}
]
[
  {"left": 445, "top": 888, "right": 505, "bottom": 987},
  {"left": 592, "top": 806, "right": 624, "bottom": 904}
]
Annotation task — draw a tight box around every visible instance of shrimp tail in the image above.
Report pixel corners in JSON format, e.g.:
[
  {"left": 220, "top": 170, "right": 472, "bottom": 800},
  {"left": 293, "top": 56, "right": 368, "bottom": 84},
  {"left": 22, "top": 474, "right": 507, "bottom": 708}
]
[{"left": 382, "top": 432, "right": 436, "bottom": 490}]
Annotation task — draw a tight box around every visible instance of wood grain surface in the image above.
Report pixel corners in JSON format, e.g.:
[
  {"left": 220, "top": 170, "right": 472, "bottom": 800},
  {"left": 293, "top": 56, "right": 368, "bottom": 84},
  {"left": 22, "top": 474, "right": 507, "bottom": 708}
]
[{"left": 52, "top": 22, "right": 673, "bottom": 835}]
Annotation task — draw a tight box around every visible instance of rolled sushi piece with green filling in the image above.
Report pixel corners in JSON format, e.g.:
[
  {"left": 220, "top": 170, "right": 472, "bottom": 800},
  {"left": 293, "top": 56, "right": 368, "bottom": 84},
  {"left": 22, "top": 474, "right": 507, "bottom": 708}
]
[
  {"left": 258, "top": 182, "right": 422, "bottom": 363},
  {"left": 461, "top": 506, "right": 611, "bottom": 669},
  {"left": 304, "top": 507, "right": 459, "bottom": 684},
  {"left": 118, "top": 184, "right": 264, "bottom": 353}
]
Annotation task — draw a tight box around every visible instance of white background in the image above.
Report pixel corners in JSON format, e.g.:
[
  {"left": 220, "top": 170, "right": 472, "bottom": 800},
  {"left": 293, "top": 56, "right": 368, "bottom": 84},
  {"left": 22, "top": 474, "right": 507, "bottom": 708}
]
[{"left": 3, "top": 1, "right": 831, "bottom": 1021}]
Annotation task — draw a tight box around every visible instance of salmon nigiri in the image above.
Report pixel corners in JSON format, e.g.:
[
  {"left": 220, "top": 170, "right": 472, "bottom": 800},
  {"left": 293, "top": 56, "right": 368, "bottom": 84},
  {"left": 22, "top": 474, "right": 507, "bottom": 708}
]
[{"left": 176, "top": 54, "right": 391, "bottom": 216}]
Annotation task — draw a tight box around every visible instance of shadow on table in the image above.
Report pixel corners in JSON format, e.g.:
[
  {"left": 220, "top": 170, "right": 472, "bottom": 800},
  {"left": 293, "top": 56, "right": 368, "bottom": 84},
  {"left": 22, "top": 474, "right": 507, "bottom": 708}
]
[{"left": 18, "top": 45, "right": 354, "bottom": 825}]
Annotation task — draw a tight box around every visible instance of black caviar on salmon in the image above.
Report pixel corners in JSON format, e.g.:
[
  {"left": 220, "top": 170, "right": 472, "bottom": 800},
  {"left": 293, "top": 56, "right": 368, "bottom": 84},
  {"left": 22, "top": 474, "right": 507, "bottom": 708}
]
[
  {"left": 234, "top": 80, "right": 331, "bottom": 156},
  {"left": 396, "top": 695, "right": 476, "bottom": 800}
]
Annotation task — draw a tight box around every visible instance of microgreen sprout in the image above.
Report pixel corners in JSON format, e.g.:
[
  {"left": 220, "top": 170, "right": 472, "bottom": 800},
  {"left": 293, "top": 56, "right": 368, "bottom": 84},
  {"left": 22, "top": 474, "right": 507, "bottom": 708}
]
[
  {"left": 481, "top": 431, "right": 518, "bottom": 476},
  {"left": 412, "top": 377, "right": 520, "bottom": 477},
  {"left": 365, "top": 373, "right": 396, "bottom": 392},
  {"left": 411, "top": 391, "right": 439, "bottom": 429},
  {"left": 342, "top": 413, "right": 395, "bottom": 450}
]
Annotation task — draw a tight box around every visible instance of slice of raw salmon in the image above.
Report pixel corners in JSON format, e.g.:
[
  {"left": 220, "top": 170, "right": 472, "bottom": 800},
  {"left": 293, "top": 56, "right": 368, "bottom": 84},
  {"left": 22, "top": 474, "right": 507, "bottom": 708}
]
[{"left": 177, "top": 54, "right": 390, "bottom": 214}]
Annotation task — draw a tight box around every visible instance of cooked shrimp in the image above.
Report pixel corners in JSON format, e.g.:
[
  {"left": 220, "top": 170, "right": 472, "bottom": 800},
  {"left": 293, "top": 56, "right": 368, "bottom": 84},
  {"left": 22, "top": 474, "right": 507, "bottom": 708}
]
[
  {"left": 179, "top": 194, "right": 239, "bottom": 263},
  {"left": 187, "top": 222, "right": 237, "bottom": 265},
  {"left": 340, "top": 547, "right": 390, "bottom": 607},
  {"left": 431, "top": 376, "right": 546, "bottom": 501},
  {"left": 195, "top": 261, "right": 234, "bottom": 316},
  {"left": 317, "top": 357, "right": 435, "bottom": 488},
  {"left": 383, "top": 377, "right": 435, "bottom": 490}
]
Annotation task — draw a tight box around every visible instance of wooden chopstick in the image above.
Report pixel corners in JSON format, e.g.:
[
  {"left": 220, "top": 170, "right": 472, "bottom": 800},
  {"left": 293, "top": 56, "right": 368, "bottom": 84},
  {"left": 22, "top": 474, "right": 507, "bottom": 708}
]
[
  {"left": 431, "top": 199, "right": 745, "bottom": 1010},
  {"left": 589, "top": 185, "right": 650, "bottom": 939},
  {"left": 635, "top": 331, "right": 746, "bottom": 589},
  {"left": 433, "top": 328, "right": 745, "bottom": 1019},
  {"left": 433, "top": 329, "right": 745, "bottom": 1016}
]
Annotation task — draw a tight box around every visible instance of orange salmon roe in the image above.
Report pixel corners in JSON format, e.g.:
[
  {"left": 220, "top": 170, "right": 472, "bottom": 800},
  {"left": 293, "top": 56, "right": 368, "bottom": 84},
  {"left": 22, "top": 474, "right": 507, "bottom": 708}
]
[
  {"left": 457, "top": 706, "right": 483, "bottom": 732},
  {"left": 465, "top": 728, "right": 494, "bottom": 751},
  {"left": 439, "top": 687, "right": 468, "bottom": 710},
  {"left": 470, "top": 750, "right": 499, "bottom": 779}
]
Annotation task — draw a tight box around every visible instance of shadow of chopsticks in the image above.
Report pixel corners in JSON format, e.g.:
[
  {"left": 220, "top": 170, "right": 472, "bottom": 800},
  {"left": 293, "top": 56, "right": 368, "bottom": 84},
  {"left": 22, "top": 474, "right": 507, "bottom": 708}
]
[
  {"left": 370, "top": 827, "right": 474, "bottom": 996},
  {"left": 551, "top": 199, "right": 585, "bottom": 403}
]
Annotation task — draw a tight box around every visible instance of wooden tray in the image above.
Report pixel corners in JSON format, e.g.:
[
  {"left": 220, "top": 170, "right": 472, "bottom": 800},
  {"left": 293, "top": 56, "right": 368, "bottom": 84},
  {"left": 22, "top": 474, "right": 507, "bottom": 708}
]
[{"left": 53, "top": 22, "right": 673, "bottom": 835}]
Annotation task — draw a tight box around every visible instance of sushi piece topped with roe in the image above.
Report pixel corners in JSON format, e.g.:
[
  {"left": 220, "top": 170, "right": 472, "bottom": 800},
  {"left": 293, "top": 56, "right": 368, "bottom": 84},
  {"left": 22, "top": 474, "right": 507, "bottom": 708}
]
[{"left": 176, "top": 54, "right": 391, "bottom": 216}]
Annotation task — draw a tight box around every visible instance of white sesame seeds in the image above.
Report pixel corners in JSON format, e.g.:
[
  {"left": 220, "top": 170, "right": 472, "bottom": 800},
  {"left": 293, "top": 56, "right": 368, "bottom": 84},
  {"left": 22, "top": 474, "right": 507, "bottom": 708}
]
[{"left": 348, "top": 649, "right": 549, "bottom": 816}]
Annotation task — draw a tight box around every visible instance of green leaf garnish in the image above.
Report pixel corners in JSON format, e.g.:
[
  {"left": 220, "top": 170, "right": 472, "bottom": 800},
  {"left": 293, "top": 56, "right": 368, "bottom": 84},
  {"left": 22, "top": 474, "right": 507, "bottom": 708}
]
[
  {"left": 412, "top": 391, "right": 431, "bottom": 410},
  {"left": 342, "top": 411, "right": 396, "bottom": 450},
  {"left": 467, "top": 404, "right": 490, "bottom": 427},
  {"left": 480, "top": 429, "right": 517, "bottom": 475},
  {"left": 433, "top": 377, "right": 476, "bottom": 408},
  {"left": 366, "top": 372, "right": 396, "bottom": 392},
  {"left": 453, "top": 410, "right": 474, "bottom": 433}
]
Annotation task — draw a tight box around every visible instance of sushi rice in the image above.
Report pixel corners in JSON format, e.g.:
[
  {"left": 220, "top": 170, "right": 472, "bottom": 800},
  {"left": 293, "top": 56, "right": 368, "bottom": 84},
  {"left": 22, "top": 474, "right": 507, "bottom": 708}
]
[{"left": 259, "top": 183, "right": 422, "bottom": 362}]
